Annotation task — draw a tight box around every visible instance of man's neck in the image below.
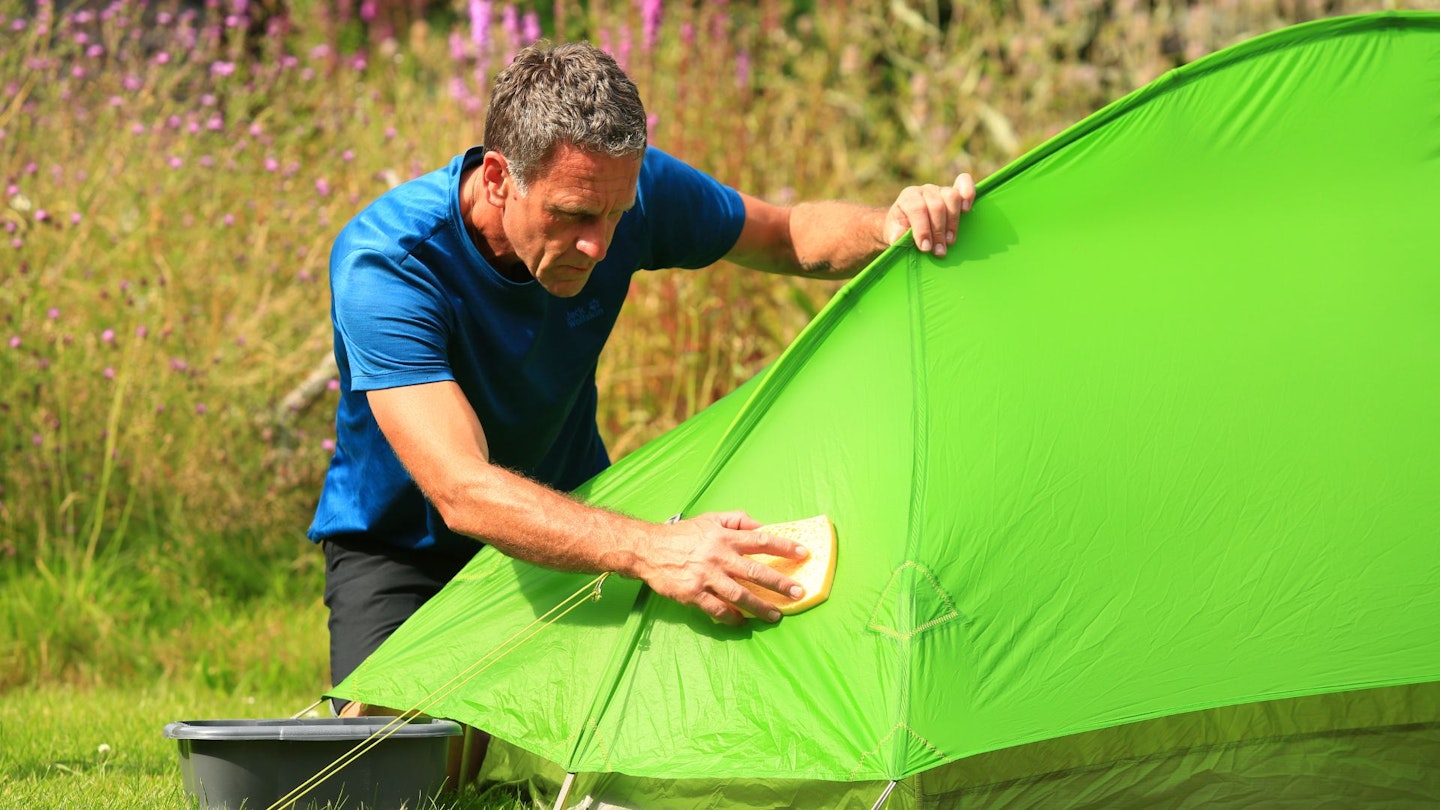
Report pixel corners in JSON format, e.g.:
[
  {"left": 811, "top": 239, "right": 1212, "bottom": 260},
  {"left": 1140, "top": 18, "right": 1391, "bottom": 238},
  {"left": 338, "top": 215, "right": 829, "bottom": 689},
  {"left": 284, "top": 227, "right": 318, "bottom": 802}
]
[{"left": 460, "top": 165, "right": 530, "bottom": 283}]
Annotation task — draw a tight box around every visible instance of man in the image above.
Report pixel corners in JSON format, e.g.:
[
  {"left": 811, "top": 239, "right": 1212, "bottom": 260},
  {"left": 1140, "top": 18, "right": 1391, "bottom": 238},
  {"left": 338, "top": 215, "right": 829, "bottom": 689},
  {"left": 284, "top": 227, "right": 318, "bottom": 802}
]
[{"left": 310, "top": 41, "right": 974, "bottom": 719}]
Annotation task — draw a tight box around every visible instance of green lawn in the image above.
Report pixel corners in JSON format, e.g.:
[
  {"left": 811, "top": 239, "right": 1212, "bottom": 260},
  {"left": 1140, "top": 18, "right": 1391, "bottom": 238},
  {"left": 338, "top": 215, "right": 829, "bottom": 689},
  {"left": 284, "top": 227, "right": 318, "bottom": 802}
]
[{"left": 0, "top": 684, "right": 527, "bottom": 809}]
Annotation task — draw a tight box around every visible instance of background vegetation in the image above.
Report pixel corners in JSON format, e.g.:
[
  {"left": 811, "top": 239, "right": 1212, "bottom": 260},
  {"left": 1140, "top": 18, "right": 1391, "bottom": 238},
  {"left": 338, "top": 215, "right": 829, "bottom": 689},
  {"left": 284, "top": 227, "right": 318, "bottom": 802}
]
[{"left": 3, "top": 0, "right": 1435, "bottom": 805}]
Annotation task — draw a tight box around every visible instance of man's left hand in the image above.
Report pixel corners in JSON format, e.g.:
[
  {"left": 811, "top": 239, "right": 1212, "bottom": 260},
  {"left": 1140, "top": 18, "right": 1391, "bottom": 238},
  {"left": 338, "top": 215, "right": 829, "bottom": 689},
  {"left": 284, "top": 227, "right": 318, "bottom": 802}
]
[{"left": 882, "top": 174, "right": 976, "bottom": 258}]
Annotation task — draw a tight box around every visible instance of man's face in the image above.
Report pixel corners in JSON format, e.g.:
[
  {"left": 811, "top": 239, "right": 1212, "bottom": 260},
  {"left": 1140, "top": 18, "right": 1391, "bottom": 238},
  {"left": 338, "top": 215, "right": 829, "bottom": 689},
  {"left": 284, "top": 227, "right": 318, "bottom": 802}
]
[{"left": 499, "top": 144, "right": 641, "bottom": 298}]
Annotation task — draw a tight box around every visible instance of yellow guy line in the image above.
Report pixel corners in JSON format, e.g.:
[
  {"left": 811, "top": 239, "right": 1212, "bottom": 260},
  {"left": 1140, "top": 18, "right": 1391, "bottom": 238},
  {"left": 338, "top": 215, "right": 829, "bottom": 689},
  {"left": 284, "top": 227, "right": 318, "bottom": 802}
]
[{"left": 266, "top": 572, "right": 611, "bottom": 810}]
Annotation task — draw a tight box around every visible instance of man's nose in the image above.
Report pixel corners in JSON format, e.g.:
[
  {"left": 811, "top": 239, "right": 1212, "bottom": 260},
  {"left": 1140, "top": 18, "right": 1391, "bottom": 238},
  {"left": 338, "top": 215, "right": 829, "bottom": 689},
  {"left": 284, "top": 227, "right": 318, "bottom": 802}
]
[{"left": 576, "top": 226, "right": 609, "bottom": 263}]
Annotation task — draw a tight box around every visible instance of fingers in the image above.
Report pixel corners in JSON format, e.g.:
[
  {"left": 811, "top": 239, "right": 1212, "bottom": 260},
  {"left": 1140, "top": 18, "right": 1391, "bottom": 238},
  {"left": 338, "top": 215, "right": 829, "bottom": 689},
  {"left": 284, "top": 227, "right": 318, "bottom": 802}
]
[
  {"left": 695, "top": 510, "right": 762, "bottom": 531},
  {"left": 640, "top": 518, "right": 807, "bottom": 625},
  {"left": 885, "top": 172, "right": 977, "bottom": 258}
]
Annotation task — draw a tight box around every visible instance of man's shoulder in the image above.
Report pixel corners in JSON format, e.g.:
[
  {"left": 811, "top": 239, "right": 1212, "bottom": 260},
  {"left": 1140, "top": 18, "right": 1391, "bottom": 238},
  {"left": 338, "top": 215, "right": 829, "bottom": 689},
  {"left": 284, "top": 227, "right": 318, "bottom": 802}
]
[{"left": 333, "top": 158, "right": 465, "bottom": 267}]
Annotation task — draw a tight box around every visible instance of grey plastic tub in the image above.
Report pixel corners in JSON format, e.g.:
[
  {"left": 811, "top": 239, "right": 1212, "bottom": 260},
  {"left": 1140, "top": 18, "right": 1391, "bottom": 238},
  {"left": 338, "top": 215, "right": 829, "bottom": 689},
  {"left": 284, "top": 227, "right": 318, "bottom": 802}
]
[{"left": 163, "top": 717, "right": 463, "bottom": 809}]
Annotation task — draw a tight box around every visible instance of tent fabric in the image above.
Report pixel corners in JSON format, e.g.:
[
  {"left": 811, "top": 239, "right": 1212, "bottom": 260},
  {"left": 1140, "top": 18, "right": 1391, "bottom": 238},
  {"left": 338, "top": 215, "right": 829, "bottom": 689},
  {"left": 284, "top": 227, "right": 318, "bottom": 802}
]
[{"left": 332, "top": 12, "right": 1440, "bottom": 807}]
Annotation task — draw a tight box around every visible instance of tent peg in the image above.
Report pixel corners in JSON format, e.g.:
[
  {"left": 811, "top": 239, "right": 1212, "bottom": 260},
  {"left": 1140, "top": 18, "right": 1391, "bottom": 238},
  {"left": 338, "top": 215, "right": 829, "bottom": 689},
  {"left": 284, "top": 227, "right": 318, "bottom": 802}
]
[
  {"left": 871, "top": 780, "right": 899, "bottom": 810},
  {"left": 553, "top": 772, "right": 577, "bottom": 810}
]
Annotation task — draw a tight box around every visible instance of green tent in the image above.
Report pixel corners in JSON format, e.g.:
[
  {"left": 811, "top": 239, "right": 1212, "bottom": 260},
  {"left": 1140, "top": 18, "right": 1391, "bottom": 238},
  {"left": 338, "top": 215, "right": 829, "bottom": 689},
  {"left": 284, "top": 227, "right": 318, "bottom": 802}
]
[{"left": 333, "top": 12, "right": 1440, "bottom": 808}]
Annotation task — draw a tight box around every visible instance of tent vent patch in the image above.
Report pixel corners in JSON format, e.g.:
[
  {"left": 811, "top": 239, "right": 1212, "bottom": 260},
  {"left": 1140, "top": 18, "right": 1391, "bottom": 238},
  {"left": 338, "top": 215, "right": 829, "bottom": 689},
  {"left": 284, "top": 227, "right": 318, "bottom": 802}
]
[
  {"left": 847, "top": 722, "right": 947, "bottom": 780},
  {"left": 868, "top": 562, "right": 966, "bottom": 641}
]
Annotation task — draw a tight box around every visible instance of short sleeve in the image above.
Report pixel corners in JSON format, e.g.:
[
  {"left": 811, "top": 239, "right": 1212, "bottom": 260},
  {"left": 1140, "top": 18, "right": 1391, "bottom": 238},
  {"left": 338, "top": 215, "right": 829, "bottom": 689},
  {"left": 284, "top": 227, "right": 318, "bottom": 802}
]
[
  {"left": 637, "top": 148, "right": 746, "bottom": 271},
  {"left": 332, "top": 248, "right": 456, "bottom": 392}
]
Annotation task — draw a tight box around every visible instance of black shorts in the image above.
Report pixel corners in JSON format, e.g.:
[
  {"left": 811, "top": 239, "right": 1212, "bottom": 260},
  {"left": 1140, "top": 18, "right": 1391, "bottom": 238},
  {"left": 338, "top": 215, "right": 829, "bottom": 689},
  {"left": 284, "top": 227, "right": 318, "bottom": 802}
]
[{"left": 323, "top": 537, "right": 477, "bottom": 709}]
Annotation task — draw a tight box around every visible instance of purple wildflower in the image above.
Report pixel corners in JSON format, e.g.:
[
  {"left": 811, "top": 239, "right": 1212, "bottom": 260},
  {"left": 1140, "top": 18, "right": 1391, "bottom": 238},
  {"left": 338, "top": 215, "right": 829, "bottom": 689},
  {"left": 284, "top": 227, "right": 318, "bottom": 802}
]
[
  {"left": 7, "top": 336, "right": 18, "bottom": 349},
  {"left": 468, "top": 0, "right": 491, "bottom": 52},
  {"left": 104, "top": 366, "right": 115, "bottom": 379},
  {"left": 501, "top": 3, "right": 519, "bottom": 46},
  {"left": 640, "top": 0, "right": 662, "bottom": 52},
  {"left": 101, "top": 328, "right": 115, "bottom": 343}
]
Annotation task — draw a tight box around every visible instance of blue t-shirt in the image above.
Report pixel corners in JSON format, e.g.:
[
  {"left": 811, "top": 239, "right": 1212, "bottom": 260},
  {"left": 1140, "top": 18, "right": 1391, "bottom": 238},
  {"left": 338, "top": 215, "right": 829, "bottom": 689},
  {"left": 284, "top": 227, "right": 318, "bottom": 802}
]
[{"left": 308, "top": 146, "right": 746, "bottom": 553}]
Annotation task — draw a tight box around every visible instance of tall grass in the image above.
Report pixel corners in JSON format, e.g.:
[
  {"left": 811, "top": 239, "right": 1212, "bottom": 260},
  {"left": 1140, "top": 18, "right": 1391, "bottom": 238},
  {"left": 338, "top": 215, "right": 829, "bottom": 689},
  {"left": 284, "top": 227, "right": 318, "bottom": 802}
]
[{"left": 2, "top": 0, "right": 1434, "bottom": 694}]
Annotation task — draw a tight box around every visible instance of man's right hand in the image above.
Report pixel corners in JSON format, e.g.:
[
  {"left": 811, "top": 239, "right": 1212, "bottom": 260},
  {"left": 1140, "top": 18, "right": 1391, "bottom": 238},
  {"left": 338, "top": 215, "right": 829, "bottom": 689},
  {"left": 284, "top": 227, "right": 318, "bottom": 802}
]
[{"left": 624, "top": 511, "right": 810, "bottom": 626}]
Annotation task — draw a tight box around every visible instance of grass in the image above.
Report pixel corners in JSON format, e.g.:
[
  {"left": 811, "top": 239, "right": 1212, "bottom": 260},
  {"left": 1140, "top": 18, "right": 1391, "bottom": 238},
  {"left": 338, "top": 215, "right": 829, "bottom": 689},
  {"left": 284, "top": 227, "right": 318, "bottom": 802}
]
[
  {"left": 0, "top": 682, "right": 531, "bottom": 808},
  {"left": 3, "top": 0, "right": 1439, "bottom": 805}
]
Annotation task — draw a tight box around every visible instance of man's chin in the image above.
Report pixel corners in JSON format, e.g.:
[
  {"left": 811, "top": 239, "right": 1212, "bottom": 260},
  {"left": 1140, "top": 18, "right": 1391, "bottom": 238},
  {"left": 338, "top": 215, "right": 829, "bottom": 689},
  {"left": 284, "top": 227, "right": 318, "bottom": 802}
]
[{"left": 540, "top": 273, "right": 592, "bottom": 298}]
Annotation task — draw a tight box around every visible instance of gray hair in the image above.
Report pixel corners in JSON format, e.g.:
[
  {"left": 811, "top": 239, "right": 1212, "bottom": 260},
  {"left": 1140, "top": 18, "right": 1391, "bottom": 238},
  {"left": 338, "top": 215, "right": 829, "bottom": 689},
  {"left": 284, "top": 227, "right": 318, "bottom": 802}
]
[{"left": 484, "top": 41, "right": 648, "bottom": 194}]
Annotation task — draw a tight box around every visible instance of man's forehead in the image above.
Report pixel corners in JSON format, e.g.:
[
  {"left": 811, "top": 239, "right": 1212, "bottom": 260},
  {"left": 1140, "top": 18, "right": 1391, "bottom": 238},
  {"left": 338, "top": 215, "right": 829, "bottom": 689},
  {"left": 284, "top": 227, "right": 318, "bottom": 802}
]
[{"left": 539, "top": 152, "right": 641, "bottom": 209}]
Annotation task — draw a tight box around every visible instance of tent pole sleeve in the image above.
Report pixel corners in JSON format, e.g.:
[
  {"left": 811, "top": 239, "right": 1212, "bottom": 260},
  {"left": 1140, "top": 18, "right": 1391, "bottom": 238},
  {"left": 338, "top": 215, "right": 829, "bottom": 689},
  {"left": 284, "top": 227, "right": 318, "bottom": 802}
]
[
  {"left": 871, "top": 780, "right": 899, "bottom": 809},
  {"left": 553, "top": 772, "right": 578, "bottom": 810}
]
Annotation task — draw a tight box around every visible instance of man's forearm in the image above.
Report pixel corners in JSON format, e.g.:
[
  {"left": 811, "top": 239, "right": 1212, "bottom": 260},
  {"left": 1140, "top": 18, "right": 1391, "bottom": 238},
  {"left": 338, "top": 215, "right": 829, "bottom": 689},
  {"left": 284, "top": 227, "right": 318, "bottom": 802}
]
[
  {"left": 787, "top": 201, "right": 890, "bottom": 279},
  {"left": 433, "top": 462, "right": 646, "bottom": 576}
]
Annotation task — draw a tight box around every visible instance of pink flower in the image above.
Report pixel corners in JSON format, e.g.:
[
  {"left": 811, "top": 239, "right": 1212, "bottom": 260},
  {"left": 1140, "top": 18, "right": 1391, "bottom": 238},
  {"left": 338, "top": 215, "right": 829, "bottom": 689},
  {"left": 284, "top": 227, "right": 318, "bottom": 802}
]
[
  {"left": 7, "top": 336, "right": 19, "bottom": 348},
  {"left": 47, "top": 307, "right": 59, "bottom": 319},
  {"left": 341, "top": 149, "right": 354, "bottom": 162},
  {"left": 168, "top": 156, "right": 184, "bottom": 169},
  {"left": 34, "top": 209, "right": 48, "bottom": 222},
  {"left": 640, "top": 0, "right": 662, "bottom": 52},
  {"left": 101, "top": 328, "right": 115, "bottom": 343},
  {"left": 321, "top": 438, "right": 336, "bottom": 452},
  {"left": 70, "top": 212, "right": 81, "bottom": 224},
  {"left": 195, "top": 403, "right": 208, "bottom": 415},
  {"left": 211, "top": 61, "right": 235, "bottom": 77},
  {"left": 104, "top": 366, "right": 115, "bottom": 379},
  {"left": 135, "top": 325, "right": 148, "bottom": 338},
  {"left": 327, "top": 378, "right": 340, "bottom": 391},
  {"left": 468, "top": 0, "right": 491, "bottom": 51},
  {"left": 154, "top": 51, "right": 171, "bottom": 65},
  {"left": 315, "top": 178, "right": 331, "bottom": 197}
]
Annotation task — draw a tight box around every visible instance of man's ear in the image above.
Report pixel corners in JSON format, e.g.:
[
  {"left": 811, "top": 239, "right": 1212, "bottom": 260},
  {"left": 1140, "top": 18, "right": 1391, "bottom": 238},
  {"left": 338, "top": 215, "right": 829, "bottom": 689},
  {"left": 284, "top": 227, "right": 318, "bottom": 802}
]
[{"left": 480, "top": 151, "right": 510, "bottom": 206}]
